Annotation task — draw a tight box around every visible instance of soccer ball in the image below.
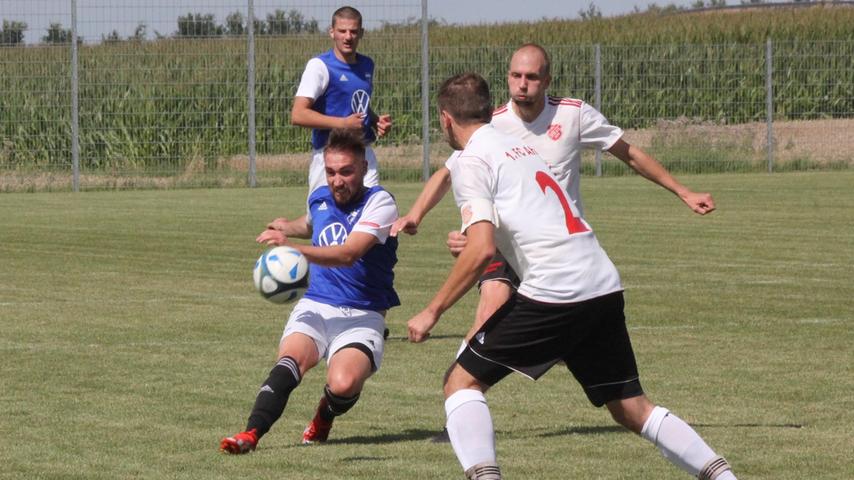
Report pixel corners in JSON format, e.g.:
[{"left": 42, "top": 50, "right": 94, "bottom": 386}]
[{"left": 253, "top": 246, "right": 309, "bottom": 304}]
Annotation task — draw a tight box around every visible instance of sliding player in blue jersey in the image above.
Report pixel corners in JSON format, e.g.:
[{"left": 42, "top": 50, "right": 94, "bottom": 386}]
[{"left": 220, "top": 129, "right": 399, "bottom": 453}]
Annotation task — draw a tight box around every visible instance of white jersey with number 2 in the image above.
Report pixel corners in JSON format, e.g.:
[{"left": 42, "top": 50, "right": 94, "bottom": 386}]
[{"left": 447, "top": 124, "right": 623, "bottom": 304}]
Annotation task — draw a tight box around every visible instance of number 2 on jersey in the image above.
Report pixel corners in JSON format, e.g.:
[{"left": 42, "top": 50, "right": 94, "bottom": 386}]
[{"left": 535, "top": 171, "right": 589, "bottom": 235}]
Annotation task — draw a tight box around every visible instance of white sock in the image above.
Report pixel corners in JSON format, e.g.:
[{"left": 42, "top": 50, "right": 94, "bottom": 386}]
[
  {"left": 445, "top": 389, "right": 496, "bottom": 471},
  {"left": 641, "top": 406, "right": 735, "bottom": 478}
]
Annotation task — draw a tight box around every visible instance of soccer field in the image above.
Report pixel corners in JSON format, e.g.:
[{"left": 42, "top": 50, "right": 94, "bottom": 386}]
[{"left": 1, "top": 171, "right": 852, "bottom": 479}]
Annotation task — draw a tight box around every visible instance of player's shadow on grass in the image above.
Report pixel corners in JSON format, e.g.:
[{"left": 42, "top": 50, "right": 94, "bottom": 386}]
[
  {"left": 536, "top": 425, "right": 626, "bottom": 437},
  {"left": 694, "top": 422, "right": 804, "bottom": 429},
  {"left": 534, "top": 422, "right": 803, "bottom": 439},
  {"left": 385, "top": 334, "right": 462, "bottom": 342},
  {"left": 324, "top": 428, "right": 441, "bottom": 445},
  {"left": 277, "top": 422, "right": 805, "bottom": 450}
]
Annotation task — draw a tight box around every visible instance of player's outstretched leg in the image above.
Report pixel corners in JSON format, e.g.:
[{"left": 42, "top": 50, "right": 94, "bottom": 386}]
[
  {"left": 639, "top": 405, "right": 737, "bottom": 479},
  {"left": 609, "top": 396, "right": 737, "bottom": 479},
  {"left": 220, "top": 355, "right": 301, "bottom": 454},
  {"left": 302, "top": 384, "right": 361, "bottom": 444}
]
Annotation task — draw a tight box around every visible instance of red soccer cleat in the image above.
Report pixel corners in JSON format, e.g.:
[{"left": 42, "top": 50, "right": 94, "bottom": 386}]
[
  {"left": 220, "top": 428, "right": 258, "bottom": 454},
  {"left": 301, "top": 397, "right": 334, "bottom": 444}
]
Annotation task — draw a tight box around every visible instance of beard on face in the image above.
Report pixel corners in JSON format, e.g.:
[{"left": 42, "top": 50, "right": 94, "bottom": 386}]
[
  {"left": 443, "top": 124, "right": 463, "bottom": 151},
  {"left": 512, "top": 94, "right": 535, "bottom": 106},
  {"left": 334, "top": 188, "right": 350, "bottom": 204}
]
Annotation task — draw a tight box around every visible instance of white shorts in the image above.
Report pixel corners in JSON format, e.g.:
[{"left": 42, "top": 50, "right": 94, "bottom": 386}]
[
  {"left": 282, "top": 297, "right": 386, "bottom": 371},
  {"left": 307, "top": 146, "right": 379, "bottom": 195}
]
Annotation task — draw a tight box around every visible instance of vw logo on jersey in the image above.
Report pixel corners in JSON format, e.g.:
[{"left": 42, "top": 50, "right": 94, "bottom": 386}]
[
  {"left": 318, "top": 222, "right": 349, "bottom": 246},
  {"left": 351, "top": 89, "right": 370, "bottom": 114}
]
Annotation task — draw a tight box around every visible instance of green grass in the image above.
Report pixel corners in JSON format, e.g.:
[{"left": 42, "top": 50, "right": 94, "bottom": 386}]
[{"left": 1, "top": 171, "right": 852, "bottom": 479}]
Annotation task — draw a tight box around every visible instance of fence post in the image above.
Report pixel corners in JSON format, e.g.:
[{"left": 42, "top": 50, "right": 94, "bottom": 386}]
[
  {"left": 594, "top": 44, "right": 602, "bottom": 177},
  {"left": 765, "top": 38, "right": 774, "bottom": 173},
  {"left": 71, "top": 0, "right": 80, "bottom": 192},
  {"left": 247, "top": 0, "right": 257, "bottom": 187},
  {"left": 421, "top": 0, "right": 430, "bottom": 182}
]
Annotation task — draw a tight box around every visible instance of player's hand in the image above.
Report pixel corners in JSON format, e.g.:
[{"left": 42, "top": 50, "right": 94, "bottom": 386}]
[
  {"left": 681, "top": 191, "right": 716, "bottom": 215},
  {"left": 376, "top": 114, "right": 392, "bottom": 137},
  {"left": 256, "top": 229, "right": 288, "bottom": 246},
  {"left": 267, "top": 217, "right": 289, "bottom": 231},
  {"left": 446, "top": 230, "right": 467, "bottom": 257},
  {"left": 342, "top": 112, "right": 366, "bottom": 130},
  {"left": 407, "top": 309, "right": 439, "bottom": 343},
  {"left": 390, "top": 215, "right": 418, "bottom": 237}
]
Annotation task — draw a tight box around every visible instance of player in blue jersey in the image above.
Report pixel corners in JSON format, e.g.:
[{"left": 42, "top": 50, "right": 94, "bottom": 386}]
[
  {"left": 291, "top": 6, "right": 392, "bottom": 194},
  {"left": 220, "top": 129, "right": 400, "bottom": 453}
]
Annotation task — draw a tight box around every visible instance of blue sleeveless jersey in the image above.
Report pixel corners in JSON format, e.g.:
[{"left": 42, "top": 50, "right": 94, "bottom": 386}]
[
  {"left": 311, "top": 49, "right": 377, "bottom": 150},
  {"left": 304, "top": 186, "right": 399, "bottom": 311}
]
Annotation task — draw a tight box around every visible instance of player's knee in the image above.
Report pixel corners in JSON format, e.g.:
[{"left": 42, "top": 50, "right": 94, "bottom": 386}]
[{"left": 326, "top": 370, "right": 364, "bottom": 397}]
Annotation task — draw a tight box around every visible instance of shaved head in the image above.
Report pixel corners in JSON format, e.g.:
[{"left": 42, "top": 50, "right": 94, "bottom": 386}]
[{"left": 511, "top": 43, "right": 551, "bottom": 77}]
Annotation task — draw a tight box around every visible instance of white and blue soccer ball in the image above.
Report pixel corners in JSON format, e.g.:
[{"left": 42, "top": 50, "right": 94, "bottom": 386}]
[{"left": 253, "top": 246, "right": 309, "bottom": 304}]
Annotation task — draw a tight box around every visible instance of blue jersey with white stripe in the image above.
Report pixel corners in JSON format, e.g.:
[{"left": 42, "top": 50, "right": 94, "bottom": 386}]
[
  {"left": 304, "top": 186, "right": 399, "bottom": 311},
  {"left": 311, "top": 49, "right": 376, "bottom": 150}
]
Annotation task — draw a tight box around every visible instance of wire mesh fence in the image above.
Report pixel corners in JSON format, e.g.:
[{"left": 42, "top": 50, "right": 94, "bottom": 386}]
[{"left": 1, "top": 1, "right": 852, "bottom": 192}]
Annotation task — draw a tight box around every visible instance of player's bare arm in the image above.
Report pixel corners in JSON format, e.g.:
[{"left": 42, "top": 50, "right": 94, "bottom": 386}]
[
  {"left": 390, "top": 167, "right": 452, "bottom": 237},
  {"left": 407, "top": 221, "right": 495, "bottom": 343},
  {"left": 256, "top": 228, "right": 378, "bottom": 267},
  {"left": 608, "top": 138, "right": 716, "bottom": 215},
  {"left": 291, "top": 96, "right": 365, "bottom": 131},
  {"left": 291, "top": 231, "right": 378, "bottom": 267},
  {"left": 266, "top": 215, "right": 312, "bottom": 238}
]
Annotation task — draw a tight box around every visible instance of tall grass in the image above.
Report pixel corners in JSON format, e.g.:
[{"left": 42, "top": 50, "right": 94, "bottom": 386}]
[{"left": 1, "top": 5, "right": 852, "bottom": 181}]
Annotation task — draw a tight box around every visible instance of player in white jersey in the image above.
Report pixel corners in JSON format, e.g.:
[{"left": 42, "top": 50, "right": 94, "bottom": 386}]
[
  {"left": 404, "top": 73, "right": 737, "bottom": 480},
  {"left": 394, "top": 43, "right": 714, "bottom": 336},
  {"left": 393, "top": 43, "right": 718, "bottom": 446}
]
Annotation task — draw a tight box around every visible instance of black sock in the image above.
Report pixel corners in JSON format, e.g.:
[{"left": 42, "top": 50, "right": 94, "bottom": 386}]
[
  {"left": 319, "top": 384, "right": 360, "bottom": 422},
  {"left": 246, "top": 356, "right": 301, "bottom": 437}
]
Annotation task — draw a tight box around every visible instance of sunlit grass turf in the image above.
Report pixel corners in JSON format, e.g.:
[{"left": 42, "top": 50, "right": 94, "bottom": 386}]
[{"left": 1, "top": 171, "right": 852, "bottom": 479}]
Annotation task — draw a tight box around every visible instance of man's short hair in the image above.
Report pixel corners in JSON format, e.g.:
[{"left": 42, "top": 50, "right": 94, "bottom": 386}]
[
  {"left": 325, "top": 128, "right": 366, "bottom": 161},
  {"left": 332, "top": 6, "right": 363, "bottom": 29},
  {"left": 515, "top": 43, "right": 551, "bottom": 77},
  {"left": 437, "top": 73, "right": 493, "bottom": 126}
]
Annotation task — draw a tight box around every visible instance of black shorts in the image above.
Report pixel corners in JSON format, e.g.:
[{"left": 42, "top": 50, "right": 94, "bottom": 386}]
[
  {"left": 457, "top": 291, "right": 643, "bottom": 407},
  {"left": 478, "top": 250, "right": 520, "bottom": 290}
]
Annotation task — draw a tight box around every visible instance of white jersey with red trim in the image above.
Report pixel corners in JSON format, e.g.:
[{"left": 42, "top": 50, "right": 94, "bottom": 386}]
[
  {"left": 490, "top": 97, "right": 623, "bottom": 217},
  {"left": 447, "top": 124, "right": 622, "bottom": 303}
]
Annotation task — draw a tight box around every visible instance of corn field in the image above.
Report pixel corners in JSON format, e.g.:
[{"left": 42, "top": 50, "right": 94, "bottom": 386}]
[{"left": 1, "top": 5, "right": 853, "bottom": 190}]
